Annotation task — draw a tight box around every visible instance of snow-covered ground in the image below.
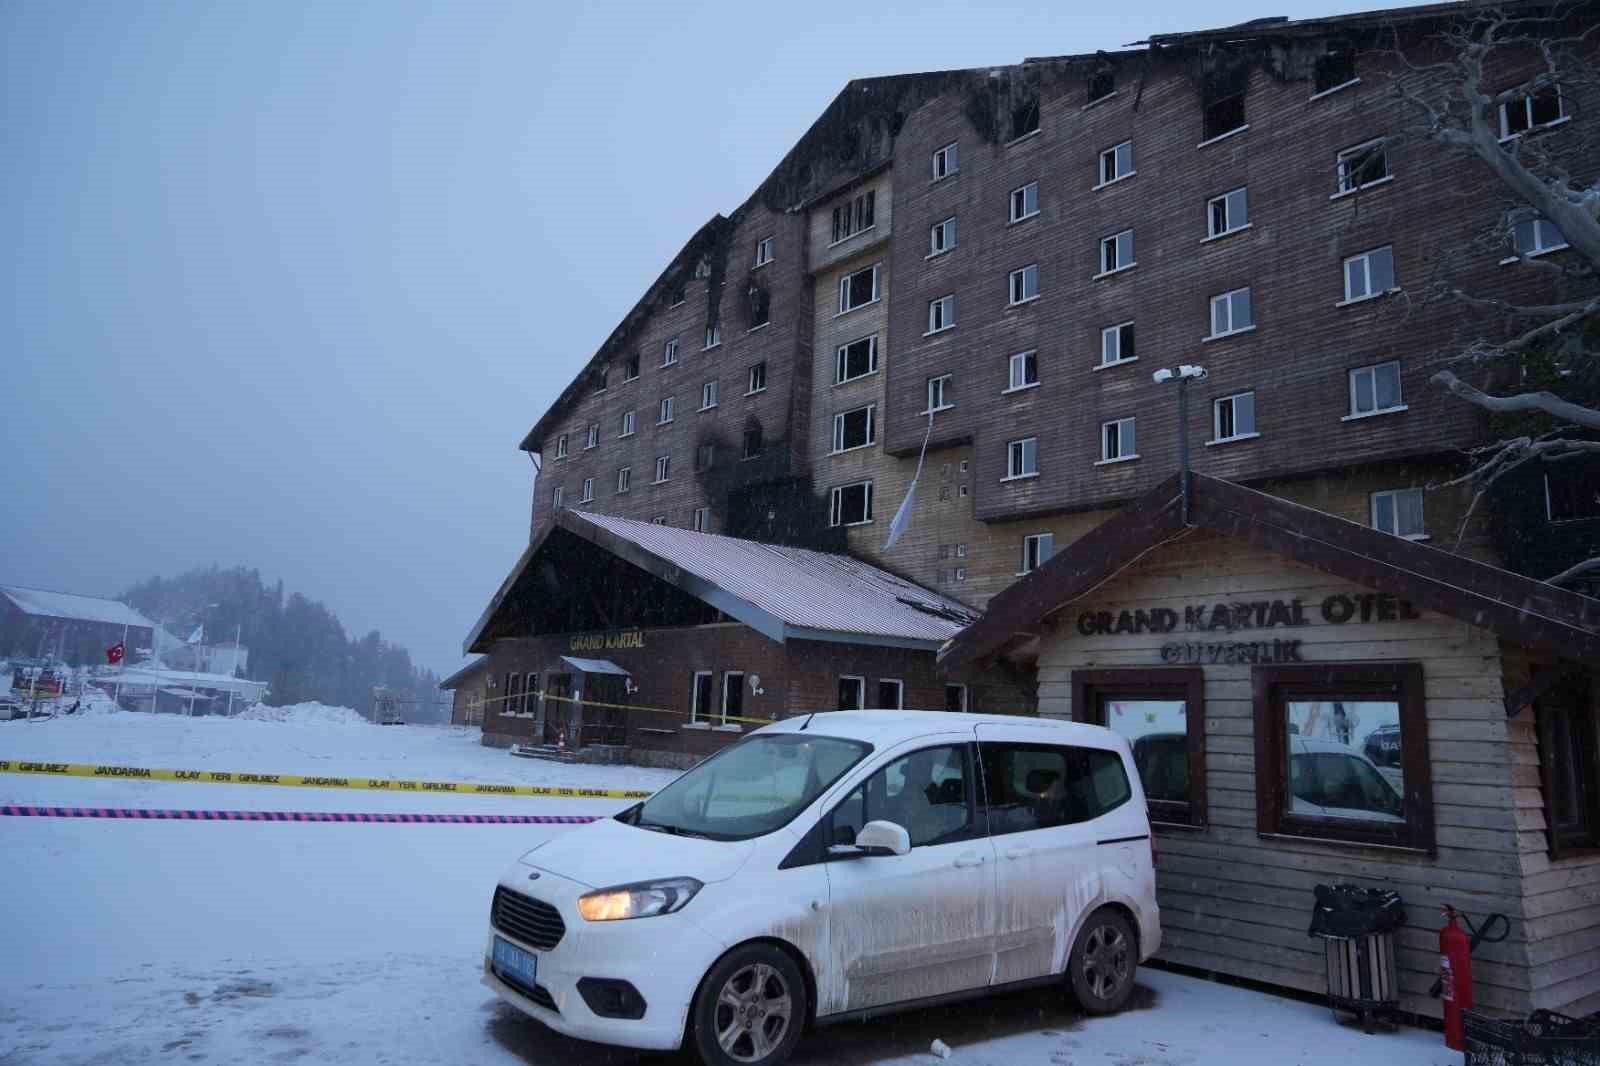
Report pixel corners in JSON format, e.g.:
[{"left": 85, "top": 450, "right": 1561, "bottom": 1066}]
[{"left": 0, "top": 709, "right": 1455, "bottom": 1065}]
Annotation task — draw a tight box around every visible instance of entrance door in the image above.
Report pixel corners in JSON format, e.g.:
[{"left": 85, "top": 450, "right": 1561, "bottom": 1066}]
[
  {"left": 583, "top": 674, "right": 629, "bottom": 747},
  {"left": 823, "top": 742, "right": 996, "bottom": 1012},
  {"left": 543, "top": 673, "right": 572, "bottom": 744}
]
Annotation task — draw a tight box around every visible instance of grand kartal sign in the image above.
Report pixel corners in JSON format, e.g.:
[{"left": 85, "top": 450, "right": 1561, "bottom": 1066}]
[{"left": 1075, "top": 594, "right": 1421, "bottom": 665}]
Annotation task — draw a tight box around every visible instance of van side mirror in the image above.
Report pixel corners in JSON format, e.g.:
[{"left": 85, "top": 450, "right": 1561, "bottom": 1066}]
[{"left": 855, "top": 820, "right": 911, "bottom": 856}]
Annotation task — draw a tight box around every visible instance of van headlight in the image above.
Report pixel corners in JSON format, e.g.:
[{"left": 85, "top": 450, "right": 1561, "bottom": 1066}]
[{"left": 577, "top": 878, "right": 703, "bottom": 922}]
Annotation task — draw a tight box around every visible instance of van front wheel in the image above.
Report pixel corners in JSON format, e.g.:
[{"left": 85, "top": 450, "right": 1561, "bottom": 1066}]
[
  {"left": 1067, "top": 909, "right": 1136, "bottom": 1014},
  {"left": 689, "top": 943, "right": 806, "bottom": 1066}
]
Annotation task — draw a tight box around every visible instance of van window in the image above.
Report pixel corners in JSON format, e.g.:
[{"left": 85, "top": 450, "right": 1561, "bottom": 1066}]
[
  {"left": 827, "top": 745, "right": 973, "bottom": 849},
  {"left": 977, "top": 743, "right": 1131, "bottom": 835}
]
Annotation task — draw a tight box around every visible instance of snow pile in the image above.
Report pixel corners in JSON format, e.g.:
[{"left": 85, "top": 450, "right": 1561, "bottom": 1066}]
[
  {"left": 74, "top": 688, "right": 123, "bottom": 716},
  {"left": 235, "top": 701, "right": 369, "bottom": 728}
]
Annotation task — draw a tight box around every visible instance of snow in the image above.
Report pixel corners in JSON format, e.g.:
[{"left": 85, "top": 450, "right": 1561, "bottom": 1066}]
[
  {"left": 235, "top": 700, "right": 371, "bottom": 727},
  {"left": 0, "top": 711, "right": 1457, "bottom": 1065}
]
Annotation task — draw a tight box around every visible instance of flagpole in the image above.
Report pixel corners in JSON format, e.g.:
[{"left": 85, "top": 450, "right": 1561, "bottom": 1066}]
[
  {"left": 114, "top": 621, "right": 128, "bottom": 707},
  {"left": 226, "top": 622, "right": 241, "bottom": 716}
]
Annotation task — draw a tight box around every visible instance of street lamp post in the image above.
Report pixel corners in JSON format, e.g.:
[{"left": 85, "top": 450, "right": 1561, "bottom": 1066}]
[{"left": 1153, "top": 365, "right": 1208, "bottom": 525}]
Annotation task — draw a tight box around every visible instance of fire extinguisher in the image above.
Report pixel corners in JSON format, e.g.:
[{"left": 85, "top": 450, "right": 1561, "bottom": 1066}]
[{"left": 1440, "top": 905, "right": 1473, "bottom": 1051}]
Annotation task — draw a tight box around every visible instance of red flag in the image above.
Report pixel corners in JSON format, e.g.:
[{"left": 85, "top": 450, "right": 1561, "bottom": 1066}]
[{"left": 106, "top": 641, "right": 125, "bottom": 665}]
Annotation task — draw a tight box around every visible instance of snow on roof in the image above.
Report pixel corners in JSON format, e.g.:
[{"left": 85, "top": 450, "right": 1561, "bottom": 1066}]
[
  {"left": 573, "top": 511, "right": 980, "bottom": 646},
  {"left": 0, "top": 585, "right": 156, "bottom": 629}
]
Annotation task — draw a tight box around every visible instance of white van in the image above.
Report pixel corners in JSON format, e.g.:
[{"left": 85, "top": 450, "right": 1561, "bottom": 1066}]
[{"left": 483, "top": 710, "right": 1160, "bottom": 1066}]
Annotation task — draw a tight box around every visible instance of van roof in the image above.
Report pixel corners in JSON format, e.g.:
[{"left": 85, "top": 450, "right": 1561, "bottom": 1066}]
[{"left": 756, "top": 710, "right": 1118, "bottom": 747}]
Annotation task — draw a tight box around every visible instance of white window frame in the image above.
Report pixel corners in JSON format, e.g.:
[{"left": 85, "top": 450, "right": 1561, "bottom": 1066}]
[
  {"left": 620, "top": 410, "right": 637, "bottom": 437},
  {"left": 834, "top": 335, "right": 879, "bottom": 384},
  {"left": 754, "top": 236, "right": 774, "bottom": 267},
  {"left": 623, "top": 355, "right": 640, "bottom": 382},
  {"left": 1097, "top": 229, "right": 1135, "bottom": 277},
  {"left": 555, "top": 433, "right": 568, "bottom": 460},
  {"left": 1207, "top": 287, "right": 1254, "bottom": 340},
  {"left": 1008, "top": 264, "right": 1040, "bottom": 306},
  {"left": 1009, "top": 181, "right": 1040, "bottom": 223},
  {"left": 1498, "top": 85, "right": 1566, "bottom": 140},
  {"left": 945, "top": 684, "right": 968, "bottom": 712},
  {"left": 1006, "top": 350, "right": 1039, "bottom": 393},
  {"left": 1097, "top": 141, "right": 1134, "bottom": 188},
  {"left": 1335, "top": 138, "right": 1390, "bottom": 196},
  {"left": 1099, "top": 322, "right": 1135, "bottom": 367},
  {"left": 584, "top": 423, "right": 598, "bottom": 450},
  {"left": 1341, "top": 245, "right": 1396, "bottom": 304},
  {"left": 552, "top": 486, "right": 564, "bottom": 510},
  {"left": 700, "top": 380, "right": 719, "bottom": 410},
  {"left": 580, "top": 477, "right": 594, "bottom": 503},
  {"left": 838, "top": 675, "right": 865, "bottom": 711},
  {"left": 929, "top": 216, "right": 957, "bottom": 257},
  {"left": 1504, "top": 217, "right": 1569, "bottom": 263},
  {"left": 838, "top": 264, "right": 880, "bottom": 314},
  {"left": 720, "top": 672, "right": 745, "bottom": 726},
  {"left": 747, "top": 362, "right": 767, "bottom": 395},
  {"left": 654, "top": 455, "right": 670, "bottom": 484},
  {"left": 829, "top": 481, "right": 873, "bottom": 527},
  {"left": 692, "top": 506, "right": 710, "bottom": 532},
  {"left": 926, "top": 374, "right": 954, "bottom": 413},
  {"left": 662, "top": 337, "right": 679, "bottom": 367},
  {"left": 876, "top": 678, "right": 904, "bottom": 711},
  {"left": 1098, "top": 417, "right": 1138, "bottom": 464},
  {"left": 616, "top": 466, "right": 631, "bottom": 494},
  {"left": 1345, "top": 360, "right": 1406, "bottom": 420},
  {"left": 1206, "top": 186, "right": 1250, "bottom": 240},
  {"left": 1005, "top": 436, "right": 1039, "bottom": 481},
  {"left": 1210, "top": 390, "right": 1258, "bottom": 444},
  {"left": 658, "top": 396, "right": 675, "bottom": 425},
  {"left": 703, "top": 323, "right": 721, "bottom": 350},
  {"left": 932, "top": 142, "right": 958, "bottom": 181},
  {"left": 831, "top": 404, "right": 877, "bottom": 454},
  {"left": 926, "top": 294, "right": 956, "bottom": 335},
  {"left": 689, "top": 671, "right": 714, "bottom": 725},
  {"left": 1021, "top": 532, "right": 1055, "bottom": 574},
  {"left": 1371, "top": 488, "right": 1427, "bottom": 540}
]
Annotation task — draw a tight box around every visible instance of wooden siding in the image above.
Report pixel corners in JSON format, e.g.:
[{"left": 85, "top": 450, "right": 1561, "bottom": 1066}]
[{"left": 1034, "top": 530, "right": 1550, "bottom": 1018}]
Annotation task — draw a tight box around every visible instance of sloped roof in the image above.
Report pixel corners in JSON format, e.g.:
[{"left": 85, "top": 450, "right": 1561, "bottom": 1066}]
[
  {"left": 940, "top": 473, "right": 1600, "bottom": 668},
  {"left": 0, "top": 585, "right": 156, "bottom": 629},
  {"left": 438, "top": 656, "right": 489, "bottom": 690}
]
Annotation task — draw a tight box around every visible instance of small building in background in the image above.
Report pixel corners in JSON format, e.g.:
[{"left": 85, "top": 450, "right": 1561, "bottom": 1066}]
[
  {"left": 440, "top": 657, "right": 489, "bottom": 726},
  {"left": 0, "top": 584, "right": 156, "bottom": 666}
]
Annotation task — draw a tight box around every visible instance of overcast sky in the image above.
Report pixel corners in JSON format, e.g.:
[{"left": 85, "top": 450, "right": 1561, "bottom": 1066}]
[{"left": 1, "top": 0, "right": 1429, "bottom": 677}]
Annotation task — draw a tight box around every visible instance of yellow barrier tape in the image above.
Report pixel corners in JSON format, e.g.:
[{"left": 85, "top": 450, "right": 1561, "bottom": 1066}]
[
  {"left": 477, "top": 686, "right": 773, "bottom": 728},
  {"left": 0, "top": 759, "right": 654, "bottom": 800}
]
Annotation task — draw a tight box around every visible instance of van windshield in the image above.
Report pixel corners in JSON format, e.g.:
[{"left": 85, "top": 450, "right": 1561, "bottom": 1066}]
[{"left": 625, "top": 733, "right": 871, "bottom": 841}]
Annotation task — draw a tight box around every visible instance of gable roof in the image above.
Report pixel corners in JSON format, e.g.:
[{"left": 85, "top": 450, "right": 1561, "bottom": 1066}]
[
  {"left": 939, "top": 473, "right": 1600, "bottom": 667},
  {"left": 438, "top": 656, "right": 489, "bottom": 690},
  {"left": 0, "top": 585, "right": 156, "bottom": 630},
  {"left": 465, "top": 509, "right": 979, "bottom": 655}
]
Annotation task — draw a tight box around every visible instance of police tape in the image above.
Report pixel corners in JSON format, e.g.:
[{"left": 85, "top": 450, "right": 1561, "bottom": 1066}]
[
  {"left": 0, "top": 759, "right": 654, "bottom": 800},
  {"left": 0, "top": 804, "right": 604, "bottom": 824}
]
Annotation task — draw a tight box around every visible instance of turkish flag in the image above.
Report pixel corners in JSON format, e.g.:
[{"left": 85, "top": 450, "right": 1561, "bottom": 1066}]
[{"left": 106, "top": 641, "right": 125, "bottom": 665}]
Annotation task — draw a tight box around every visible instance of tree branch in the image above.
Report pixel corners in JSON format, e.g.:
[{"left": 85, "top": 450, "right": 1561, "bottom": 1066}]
[
  {"left": 1432, "top": 371, "right": 1600, "bottom": 430},
  {"left": 1547, "top": 556, "right": 1600, "bottom": 587}
]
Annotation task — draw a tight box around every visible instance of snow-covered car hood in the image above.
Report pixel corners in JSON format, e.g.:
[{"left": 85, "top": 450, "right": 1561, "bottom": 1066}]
[{"left": 519, "top": 815, "right": 759, "bottom": 888}]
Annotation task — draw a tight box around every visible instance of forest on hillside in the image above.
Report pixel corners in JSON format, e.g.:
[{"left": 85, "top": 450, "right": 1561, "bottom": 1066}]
[{"left": 123, "top": 565, "right": 440, "bottom": 715}]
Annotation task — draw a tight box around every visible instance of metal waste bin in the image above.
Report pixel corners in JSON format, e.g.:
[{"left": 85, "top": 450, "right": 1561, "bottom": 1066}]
[{"left": 1309, "top": 883, "right": 1406, "bottom": 1031}]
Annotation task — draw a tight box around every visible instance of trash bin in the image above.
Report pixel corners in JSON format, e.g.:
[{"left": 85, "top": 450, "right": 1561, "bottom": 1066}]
[
  {"left": 1464, "top": 1009, "right": 1600, "bottom": 1066},
  {"left": 1308, "top": 883, "right": 1406, "bottom": 1030}
]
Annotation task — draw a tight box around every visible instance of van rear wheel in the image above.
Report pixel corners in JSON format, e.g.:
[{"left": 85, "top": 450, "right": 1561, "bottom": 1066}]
[
  {"left": 1067, "top": 908, "right": 1136, "bottom": 1014},
  {"left": 689, "top": 943, "right": 806, "bottom": 1066}
]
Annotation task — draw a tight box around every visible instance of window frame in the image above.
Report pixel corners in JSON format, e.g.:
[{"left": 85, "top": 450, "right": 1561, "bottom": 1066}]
[
  {"left": 945, "top": 684, "right": 968, "bottom": 713},
  {"left": 1336, "top": 139, "right": 1389, "bottom": 195},
  {"left": 876, "top": 678, "right": 905, "bottom": 711},
  {"left": 1545, "top": 468, "right": 1600, "bottom": 524},
  {"left": 1208, "top": 287, "right": 1254, "bottom": 339},
  {"left": 1072, "top": 667, "right": 1207, "bottom": 828},
  {"left": 1499, "top": 85, "right": 1566, "bottom": 140},
  {"left": 741, "top": 427, "right": 763, "bottom": 461},
  {"left": 747, "top": 362, "right": 767, "bottom": 395},
  {"left": 662, "top": 337, "right": 680, "bottom": 367},
  {"left": 620, "top": 410, "right": 637, "bottom": 437},
  {"left": 555, "top": 433, "right": 569, "bottom": 460},
  {"left": 1100, "top": 322, "right": 1135, "bottom": 367},
  {"left": 658, "top": 396, "right": 675, "bottom": 425},
  {"left": 932, "top": 142, "right": 959, "bottom": 181},
  {"left": 1342, "top": 245, "right": 1396, "bottom": 304},
  {"left": 1009, "top": 181, "right": 1040, "bottom": 224},
  {"left": 623, "top": 354, "right": 640, "bottom": 382},
  {"left": 926, "top": 374, "right": 954, "bottom": 413},
  {"left": 1008, "top": 263, "right": 1041, "bottom": 306},
  {"left": 1371, "top": 487, "right": 1427, "bottom": 540},
  {"left": 580, "top": 477, "right": 594, "bottom": 504},
  {"left": 1097, "top": 229, "right": 1134, "bottom": 277},
  {"left": 616, "top": 466, "right": 631, "bottom": 494},
  {"left": 927, "top": 294, "right": 956, "bottom": 335},
  {"left": 1534, "top": 668, "right": 1600, "bottom": 858},
  {"left": 692, "top": 506, "right": 710, "bottom": 533},
  {"left": 838, "top": 264, "right": 880, "bottom": 314},
  {"left": 819, "top": 742, "right": 980, "bottom": 854},
  {"left": 1099, "top": 417, "right": 1137, "bottom": 464},
  {"left": 1006, "top": 349, "right": 1039, "bottom": 393},
  {"left": 1212, "top": 390, "right": 1257, "bottom": 443},
  {"left": 1347, "top": 360, "right": 1405, "bottom": 419},
  {"left": 551, "top": 485, "right": 564, "bottom": 510},
  {"left": 721, "top": 671, "right": 745, "bottom": 726},
  {"left": 654, "top": 455, "right": 670, "bottom": 484},
  {"left": 929, "top": 216, "right": 957, "bottom": 257},
  {"left": 1508, "top": 217, "right": 1569, "bottom": 261},
  {"left": 703, "top": 323, "right": 721, "bottom": 350},
  {"left": 1021, "top": 532, "right": 1054, "bottom": 574},
  {"left": 831, "top": 403, "right": 877, "bottom": 454},
  {"left": 754, "top": 236, "right": 774, "bottom": 267},
  {"left": 1097, "top": 141, "right": 1134, "bottom": 188},
  {"left": 1252, "top": 662, "right": 1434, "bottom": 853},
  {"left": 1005, "top": 436, "right": 1038, "bottom": 480},
  {"left": 1206, "top": 186, "right": 1250, "bottom": 240},
  {"left": 689, "top": 671, "right": 715, "bottom": 725},
  {"left": 837, "top": 675, "right": 865, "bottom": 711},
  {"left": 584, "top": 423, "right": 599, "bottom": 450},
  {"left": 700, "top": 379, "right": 719, "bottom": 410},
  {"left": 835, "top": 335, "right": 879, "bottom": 384},
  {"left": 829, "top": 480, "right": 874, "bottom": 527}
]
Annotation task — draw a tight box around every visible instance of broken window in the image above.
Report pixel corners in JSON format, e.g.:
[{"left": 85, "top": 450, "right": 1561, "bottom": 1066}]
[
  {"left": 837, "top": 676, "right": 865, "bottom": 711},
  {"left": 838, "top": 265, "right": 879, "bottom": 313},
  {"left": 1208, "top": 187, "right": 1249, "bottom": 238},
  {"left": 747, "top": 284, "right": 769, "bottom": 328},
  {"left": 747, "top": 362, "right": 767, "bottom": 394},
  {"left": 1336, "top": 140, "right": 1388, "bottom": 194},
  {"left": 690, "top": 672, "right": 714, "bottom": 723},
  {"left": 877, "top": 679, "right": 904, "bottom": 710},
  {"left": 667, "top": 286, "right": 686, "bottom": 307},
  {"left": 945, "top": 684, "right": 967, "bottom": 712},
  {"left": 624, "top": 353, "right": 641, "bottom": 381},
  {"left": 830, "top": 189, "right": 876, "bottom": 244},
  {"left": 1099, "top": 229, "right": 1134, "bottom": 275},
  {"left": 829, "top": 481, "right": 873, "bottom": 526},
  {"left": 1313, "top": 43, "right": 1356, "bottom": 94},
  {"left": 1101, "top": 322, "right": 1135, "bottom": 366},
  {"left": 694, "top": 443, "right": 715, "bottom": 472},
  {"left": 1202, "top": 70, "right": 1248, "bottom": 141},
  {"left": 741, "top": 425, "right": 763, "bottom": 460},
  {"left": 595, "top": 365, "right": 608, "bottom": 393},
  {"left": 835, "top": 335, "right": 878, "bottom": 383},
  {"left": 1499, "top": 85, "right": 1564, "bottom": 138},
  {"left": 1087, "top": 68, "right": 1115, "bottom": 105},
  {"left": 1010, "top": 96, "right": 1040, "bottom": 140},
  {"left": 1545, "top": 466, "right": 1600, "bottom": 523},
  {"left": 832, "top": 404, "right": 876, "bottom": 452}
]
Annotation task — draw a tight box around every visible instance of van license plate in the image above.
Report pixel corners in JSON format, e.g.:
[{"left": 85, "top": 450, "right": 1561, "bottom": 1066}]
[{"left": 493, "top": 937, "right": 537, "bottom": 987}]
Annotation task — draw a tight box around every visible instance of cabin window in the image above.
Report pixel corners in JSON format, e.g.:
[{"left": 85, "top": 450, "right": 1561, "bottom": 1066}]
[
  {"left": 1536, "top": 672, "right": 1600, "bottom": 857},
  {"left": 1253, "top": 663, "right": 1434, "bottom": 852},
  {"left": 1072, "top": 668, "right": 1206, "bottom": 827}
]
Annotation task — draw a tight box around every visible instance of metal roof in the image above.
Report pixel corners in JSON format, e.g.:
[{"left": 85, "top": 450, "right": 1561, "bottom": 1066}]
[
  {"left": 561, "top": 656, "right": 631, "bottom": 676},
  {"left": 0, "top": 585, "right": 156, "bottom": 629}
]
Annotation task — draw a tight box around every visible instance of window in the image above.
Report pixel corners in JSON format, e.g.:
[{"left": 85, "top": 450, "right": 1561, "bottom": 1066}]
[
  {"left": 1209, "top": 287, "right": 1253, "bottom": 338},
  {"left": 1343, "top": 246, "right": 1396, "bottom": 302},
  {"left": 1372, "top": 488, "right": 1425, "bottom": 539},
  {"left": 955, "top": 567, "right": 967, "bottom": 582},
  {"left": 927, "top": 294, "right": 956, "bottom": 333},
  {"left": 1101, "top": 322, "right": 1135, "bottom": 366},
  {"left": 1021, "top": 532, "right": 1054, "bottom": 574},
  {"left": 1511, "top": 218, "right": 1568, "bottom": 259},
  {"left": 703, "top": 323, "right": 721, "bottom": 350},
  {"left": 829, "top": 481, "right": 873, "bottom": 526},
  {"left": 877, "top": 679, "right": 904, "bottom": 710},
  {"left": 1087, "top": 66, "right": 1116, "bottom": 103},
  {"left": 1009, "top": 181, "right": 1039, "bottom": 223},
  {"left": 1212, "top": 391, "right": 1257, "bottom": 442},
  {"left": 721, "top": 672, "right": 745, "bottom": 726},
  {"left": 1007, "top": 350, "right": 1038, "bottom": 391},
  {"left": 551, "top": 485, "right": 564, "bottom": 510},
  {"left": 690, "top": 672, "right": 714, "bottom": 724},
  {"left": 693, "top": 258, "right": 711, "bottom": 279},
  {"left": 1253, "top": 663, "right": 1433, "bottom": 851},
  {"left": 694, "top": 443, "right": 715, "bottom": 473},
  {"left": 1010, "top": 96, "right": 1040, "bottom": 139},
  {"left": 1500, "top": 85, "right": 1564, "bottom": 139},
  {"left": 1072, "top": 669, "right": 1206, "bottom": 826},
  {"left": 830, "top": 189, "right": 876, "bottom": 244},
  {"left": 832, "top": 405, "right": 876, "bottom": 453},
  {"left": 927, "top": 374, "right": 953, "bottom": 412},
  {"left": 835, "top": 336, "right": 878, "bottom": 384},
  {"left": 624, "top": 354, "right": 640, "bottom": 381},
  {"left": 701, "top": 380, "right": 719, "bottom": 410},
  {"left": 504, "top": 673, "right": 519, "bottom": 719},
  {"left": 741, "top": 427, "right": 763, "bottom": 460},
  {"left": 585, "top": 423, "right": 599, "bottom": 450},
  {"left": 692, "top": 506, "right": 710, "bottom": 533},
  {"left": 555, "top": 433, "right": 568, "bottom": 459},
  {"left": 654, "top": 455, "right": 670, "bottom": 483},
  {"left": 1099, "top": 141, "right": 1133, "bottom": 186},
  {"left": 595, "top": 366, "right": 608, "bottom": 393},
  {"left": 1098, "top": 229, "right": 1134, "bottom": 275},
  {"left": 1006, "top": 437, "right": 1038, "bottom": 479},
  {"left": 1536, "top": 673, "right": 1600, "bottom": 855},
  {"left": 747, "top": 362, "right": 767, "bottom": 394},
  {"left": 1313, "top": 43, "right": 1356, "bottom": 94},
  {"left": 658, "top": 396, "right": 675, "bottom": 424},
  {"left": 523, "top": 673, "right": 540, "bottom": 718},
  {"left": 1207, "top": 187, "right": 1249, "bottom": 238},
  {"left": 827, "top": 745, "right": 974, "bottom": 850},
  {"left": 978, "top": 742, "right": 1133, "bottom": 836},
  {"left": 748, "top": 285, "right": 769, "bottom": 329},
  {"left": 652, "top": 515, "right": 667, "bottom": 524},
  {"left": 837, "top": 675, "right": 865, "bottom": 711},
  {"left": 616, "top": 466, "right": 631, "bottom": 493},
  {"left": 1349, "top": 360, "right": 1403, "bottom": 417},
  {"left": 580, "top": 477, "right": 594, "bottom": 503},
  {"left": 929, "top": 216, "right": 957, "bottom": 256},
  {"left": 668, "top": 287, "right": 686, "bottom": 307},
  {"left": 1101, "top": 418, "right": 1136, "bottom": 463},
  {"left": 1336, "top": 139, "right": 1388, "bottom": 194},
  {"left": 943, "top": 685, "right": 967, "bottom": 713},
  {"left": 1202, "top": 79, "right": 1247, "bottom": 141},
  {"left": 1546, "top": 466, "right": 1600, "bottom": 523},
  {"left": 663, "top": 337, "right": 679, "bottom": 366},
  {"left": 754, "top": 236, "right": 774, "bottom": 267},
  {"left": 932, "top": 142, "right": 958, "bottom": 181},
  {"left": 1008, "top": 264, "right": 1040, "bottom": 306},
  {"left": 838, "top": 265, "right": 879, "bottom": 313},
  {"left": 620, "top": 410, "right": 637, "bottom": 437}
]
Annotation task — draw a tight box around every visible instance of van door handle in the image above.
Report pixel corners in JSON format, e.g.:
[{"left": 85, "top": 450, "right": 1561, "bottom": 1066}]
[
  {"left": 1004, "top": 847, "right": 1031, "bottom": 860},
  {"left": 953, "top": 853, "right": 987, "bottom": 868}
]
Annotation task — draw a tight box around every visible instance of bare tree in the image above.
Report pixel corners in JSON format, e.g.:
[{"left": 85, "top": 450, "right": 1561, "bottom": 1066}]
[{"left": 1386, "top": 4, "right": 1600, "bottom": 587}]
